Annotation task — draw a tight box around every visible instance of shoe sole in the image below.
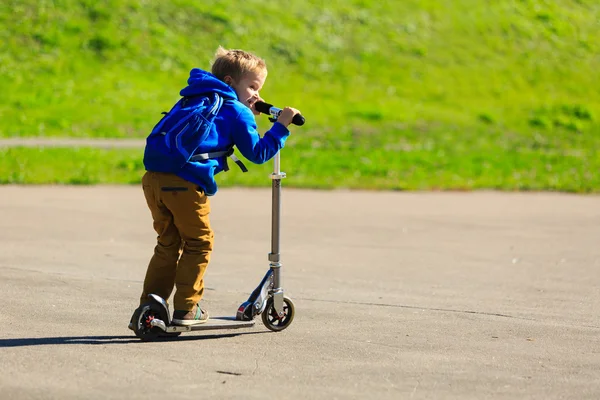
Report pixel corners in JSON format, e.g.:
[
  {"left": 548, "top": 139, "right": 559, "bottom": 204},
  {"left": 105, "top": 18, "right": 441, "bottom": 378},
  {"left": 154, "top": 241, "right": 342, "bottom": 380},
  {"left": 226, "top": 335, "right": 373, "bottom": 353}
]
[{"left": 171, "top": 317, "right": 209, "bottom": 326}]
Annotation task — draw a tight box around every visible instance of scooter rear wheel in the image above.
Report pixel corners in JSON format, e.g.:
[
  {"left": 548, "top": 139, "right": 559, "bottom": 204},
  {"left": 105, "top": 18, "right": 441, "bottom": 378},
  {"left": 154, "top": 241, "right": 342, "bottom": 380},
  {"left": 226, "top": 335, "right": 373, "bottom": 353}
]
[
  {"left": 261, "top": 296, "right": 295, "bottom": 332},
  {"left": 131, "top": 302, "right": 168, "bottom": 342}
]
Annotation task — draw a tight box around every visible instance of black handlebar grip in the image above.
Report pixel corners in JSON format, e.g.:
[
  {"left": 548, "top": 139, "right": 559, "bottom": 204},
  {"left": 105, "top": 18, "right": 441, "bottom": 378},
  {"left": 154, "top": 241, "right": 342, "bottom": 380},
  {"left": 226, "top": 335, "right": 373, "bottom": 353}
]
[
  {"left": 292, "top": 114, "right": 306, "bottom": 126},
  {"left": 255, "top": 101, "right": 306, "bottom": 126}
]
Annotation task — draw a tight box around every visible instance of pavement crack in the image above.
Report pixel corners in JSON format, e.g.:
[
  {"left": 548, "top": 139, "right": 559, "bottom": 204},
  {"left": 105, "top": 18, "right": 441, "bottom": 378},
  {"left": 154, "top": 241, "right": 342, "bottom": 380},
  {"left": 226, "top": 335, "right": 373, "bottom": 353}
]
[
  {"left": 297, "top": 297, "right": 534, "bottom": 320},
  {"left": 216, "top": 370, "right": 242, "bottom": 376},
  {"left": 252, "top": 335, "right": 271, "bottom": 375},
  {"left": 298, "top": 297, "right": 600, "bottom": 329},
  {"left": 410, "top": 380, "right": 420, "bottom": 398}
]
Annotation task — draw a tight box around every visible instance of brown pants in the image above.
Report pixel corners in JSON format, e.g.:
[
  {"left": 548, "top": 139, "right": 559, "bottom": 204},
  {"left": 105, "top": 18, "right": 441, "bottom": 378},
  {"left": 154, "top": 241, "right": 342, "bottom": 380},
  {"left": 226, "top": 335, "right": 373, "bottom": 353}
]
[{"left": 140, "top": 171, "right": 214, "bottom": 311}]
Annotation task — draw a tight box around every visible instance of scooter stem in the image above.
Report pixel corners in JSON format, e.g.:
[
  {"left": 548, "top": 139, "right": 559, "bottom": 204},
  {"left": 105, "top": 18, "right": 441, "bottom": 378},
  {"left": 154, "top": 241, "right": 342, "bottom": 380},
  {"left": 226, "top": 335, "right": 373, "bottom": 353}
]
[
  {"left": 236, "top": 151, "right": 287, "bottom": 321},
  {"left": 269, "top": 152, "right": 285, "bottom": 280},
  {"left": 269, "top": 151, "right": 286, "bottom": 313}
]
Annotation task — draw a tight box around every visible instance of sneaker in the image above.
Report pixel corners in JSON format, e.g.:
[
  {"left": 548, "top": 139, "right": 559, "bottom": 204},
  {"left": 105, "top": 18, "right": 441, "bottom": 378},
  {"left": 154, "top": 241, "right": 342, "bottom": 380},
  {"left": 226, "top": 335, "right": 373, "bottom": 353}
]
[{"left": 172, "top": 305, "right": 209, "bottom": 326}]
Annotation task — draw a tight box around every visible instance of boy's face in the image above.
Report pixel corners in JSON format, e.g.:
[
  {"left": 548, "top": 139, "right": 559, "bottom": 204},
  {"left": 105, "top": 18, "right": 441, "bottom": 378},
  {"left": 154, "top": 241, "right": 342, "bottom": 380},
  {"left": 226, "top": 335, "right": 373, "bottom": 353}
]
[{"left": 227, "top": 70, "right": 266, "bottom": 116}]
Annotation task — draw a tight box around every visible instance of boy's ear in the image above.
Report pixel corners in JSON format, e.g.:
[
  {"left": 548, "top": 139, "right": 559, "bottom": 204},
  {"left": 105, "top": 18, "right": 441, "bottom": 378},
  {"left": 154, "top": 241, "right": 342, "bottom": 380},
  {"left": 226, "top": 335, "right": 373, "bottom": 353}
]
[{"left": 223, "top": 75, "right": 233, "bottom": 86}]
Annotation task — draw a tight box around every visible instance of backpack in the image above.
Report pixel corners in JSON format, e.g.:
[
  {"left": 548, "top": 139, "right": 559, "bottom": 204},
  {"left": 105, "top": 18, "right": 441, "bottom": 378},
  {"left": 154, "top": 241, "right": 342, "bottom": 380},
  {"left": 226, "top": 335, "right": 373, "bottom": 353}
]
[{"left": 143, "top": 93, "right": 247, "bottom": 173}]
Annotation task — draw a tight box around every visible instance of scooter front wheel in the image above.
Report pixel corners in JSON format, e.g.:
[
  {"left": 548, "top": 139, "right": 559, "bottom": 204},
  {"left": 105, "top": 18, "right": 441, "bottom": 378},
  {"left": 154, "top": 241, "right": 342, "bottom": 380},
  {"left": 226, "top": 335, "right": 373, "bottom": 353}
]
[{"left": 261, "top": 296, "right": 295, "bottom": 332}]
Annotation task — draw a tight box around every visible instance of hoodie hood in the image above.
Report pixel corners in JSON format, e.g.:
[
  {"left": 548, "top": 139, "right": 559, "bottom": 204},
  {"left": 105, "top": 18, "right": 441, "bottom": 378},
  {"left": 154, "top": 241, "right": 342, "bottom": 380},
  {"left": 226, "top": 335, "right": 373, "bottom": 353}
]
[{"left": 179, "top": 68, "right": 238, "bottom": 99}]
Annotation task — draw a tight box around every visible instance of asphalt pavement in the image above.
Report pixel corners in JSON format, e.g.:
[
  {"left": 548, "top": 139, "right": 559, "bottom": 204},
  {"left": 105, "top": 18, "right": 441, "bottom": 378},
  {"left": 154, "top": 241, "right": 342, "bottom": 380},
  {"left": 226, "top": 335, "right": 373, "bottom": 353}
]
[{"left": 0, "top": 186, "right": 598, "bottom": 399}]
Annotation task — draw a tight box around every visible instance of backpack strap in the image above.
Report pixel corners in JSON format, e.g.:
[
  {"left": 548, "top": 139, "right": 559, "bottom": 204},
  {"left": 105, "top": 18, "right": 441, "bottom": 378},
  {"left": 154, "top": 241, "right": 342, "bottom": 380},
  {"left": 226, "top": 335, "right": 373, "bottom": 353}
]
[
  {"left": 175, "top": 95, "right": 247, "bottom": 173},
  {"left": 189, "top": 148, "right": 248, "bottom": 172}
]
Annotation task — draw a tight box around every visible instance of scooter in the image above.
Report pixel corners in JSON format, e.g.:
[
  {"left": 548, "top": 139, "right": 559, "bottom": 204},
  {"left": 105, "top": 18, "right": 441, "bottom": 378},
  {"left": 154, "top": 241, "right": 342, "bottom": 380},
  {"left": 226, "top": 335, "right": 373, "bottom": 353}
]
[{"left": 131, "top": 107, "right": 302, "bottom": 341}]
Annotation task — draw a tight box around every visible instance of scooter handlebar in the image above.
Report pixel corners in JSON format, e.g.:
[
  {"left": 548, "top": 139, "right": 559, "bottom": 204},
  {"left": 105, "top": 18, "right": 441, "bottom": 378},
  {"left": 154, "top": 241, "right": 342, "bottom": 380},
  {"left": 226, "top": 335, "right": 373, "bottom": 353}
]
[{"left": 255, "top": 101, "right": 306, "bottom": 126}]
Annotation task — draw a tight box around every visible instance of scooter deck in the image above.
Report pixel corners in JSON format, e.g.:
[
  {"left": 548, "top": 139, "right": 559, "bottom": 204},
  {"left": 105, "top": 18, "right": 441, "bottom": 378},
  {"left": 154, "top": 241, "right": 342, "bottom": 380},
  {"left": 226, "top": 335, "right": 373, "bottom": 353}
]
[{"left": 152, "top": 316, "right": 256, "bottom": 333}]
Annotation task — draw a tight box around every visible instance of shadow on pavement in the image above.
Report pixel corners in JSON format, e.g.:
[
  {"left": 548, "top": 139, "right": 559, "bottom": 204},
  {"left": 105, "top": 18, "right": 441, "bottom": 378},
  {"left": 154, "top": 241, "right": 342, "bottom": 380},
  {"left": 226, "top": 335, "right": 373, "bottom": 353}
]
[{"left": 0, "top": 331, "right": 267, "bottom": 347}]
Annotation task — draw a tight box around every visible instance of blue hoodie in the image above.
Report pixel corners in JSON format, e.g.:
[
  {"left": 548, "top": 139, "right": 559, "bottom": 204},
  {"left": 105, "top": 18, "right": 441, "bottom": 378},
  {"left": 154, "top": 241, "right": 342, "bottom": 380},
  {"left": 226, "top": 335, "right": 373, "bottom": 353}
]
[{"left": 153, "top": 68, "right": 290, "bottom": 196}]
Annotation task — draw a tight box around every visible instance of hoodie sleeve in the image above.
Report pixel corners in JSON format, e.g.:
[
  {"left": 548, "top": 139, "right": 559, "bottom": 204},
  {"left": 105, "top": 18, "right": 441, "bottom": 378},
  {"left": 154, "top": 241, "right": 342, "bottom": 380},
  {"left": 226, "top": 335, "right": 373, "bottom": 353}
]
[{"left": 231, "top": 105, "right": 290, "bottom": 165}]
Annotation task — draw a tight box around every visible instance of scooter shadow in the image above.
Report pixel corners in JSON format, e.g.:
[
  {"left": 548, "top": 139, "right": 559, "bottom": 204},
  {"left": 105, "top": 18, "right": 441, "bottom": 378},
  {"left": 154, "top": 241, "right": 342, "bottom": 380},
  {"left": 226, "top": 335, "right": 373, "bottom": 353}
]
[{"left": 0, "top": 330, "right": 267, "bottom": 348}]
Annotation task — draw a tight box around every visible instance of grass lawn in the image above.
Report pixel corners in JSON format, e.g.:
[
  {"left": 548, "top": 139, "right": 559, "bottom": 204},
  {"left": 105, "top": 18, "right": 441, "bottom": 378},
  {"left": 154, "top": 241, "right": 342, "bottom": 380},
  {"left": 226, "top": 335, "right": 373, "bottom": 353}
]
[{"left": 1, "top": 0, "right": 599, "bottom": 191}]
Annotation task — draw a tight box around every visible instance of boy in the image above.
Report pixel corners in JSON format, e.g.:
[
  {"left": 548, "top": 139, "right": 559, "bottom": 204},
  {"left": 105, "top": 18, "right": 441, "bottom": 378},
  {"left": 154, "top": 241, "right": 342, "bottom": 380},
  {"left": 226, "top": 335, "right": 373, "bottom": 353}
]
[{"left": 134, "top": 47, "right": 301, "bottom": 326}]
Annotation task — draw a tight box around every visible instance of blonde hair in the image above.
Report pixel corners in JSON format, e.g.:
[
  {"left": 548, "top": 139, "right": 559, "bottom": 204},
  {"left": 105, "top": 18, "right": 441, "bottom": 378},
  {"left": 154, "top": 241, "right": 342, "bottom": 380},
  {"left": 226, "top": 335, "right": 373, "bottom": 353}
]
[{"left": 211, "top": 46, "right": 267, "bottom": 82}]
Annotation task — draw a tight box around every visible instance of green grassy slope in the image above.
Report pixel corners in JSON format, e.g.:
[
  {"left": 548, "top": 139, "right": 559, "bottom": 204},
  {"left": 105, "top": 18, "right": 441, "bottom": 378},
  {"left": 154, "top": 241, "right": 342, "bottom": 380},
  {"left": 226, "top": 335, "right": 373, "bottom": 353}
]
[{"left": 1, "top": 0, "right": 599, "bottom": 191}]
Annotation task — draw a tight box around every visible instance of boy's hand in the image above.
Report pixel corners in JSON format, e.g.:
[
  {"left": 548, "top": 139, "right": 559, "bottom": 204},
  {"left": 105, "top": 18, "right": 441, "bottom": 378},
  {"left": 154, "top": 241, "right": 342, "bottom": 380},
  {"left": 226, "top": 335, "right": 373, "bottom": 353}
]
[{"left": 277, "top": 107, "right": 301, "bottom": 128}]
